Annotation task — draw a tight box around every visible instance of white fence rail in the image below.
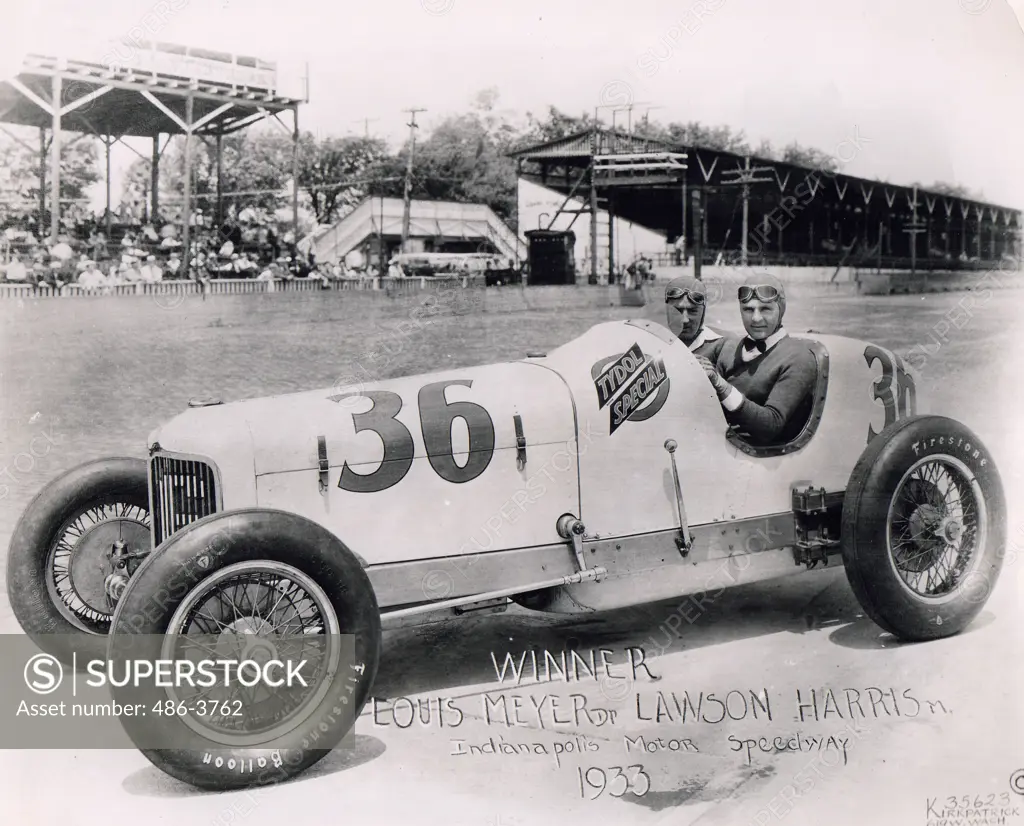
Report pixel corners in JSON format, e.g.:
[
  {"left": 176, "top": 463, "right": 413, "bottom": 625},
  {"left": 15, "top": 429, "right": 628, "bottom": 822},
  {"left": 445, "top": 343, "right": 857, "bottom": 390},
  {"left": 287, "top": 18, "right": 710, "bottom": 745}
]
[{"left": 0, "top": 276, "right": 482, "bottom": 300}]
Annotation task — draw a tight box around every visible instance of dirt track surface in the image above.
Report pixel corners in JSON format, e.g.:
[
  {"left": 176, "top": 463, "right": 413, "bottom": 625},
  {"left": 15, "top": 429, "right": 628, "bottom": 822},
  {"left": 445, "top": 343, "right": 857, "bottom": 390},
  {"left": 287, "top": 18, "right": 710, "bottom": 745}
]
[{"left": 0, "top": 286, "right": 1021, "bottom": 826}]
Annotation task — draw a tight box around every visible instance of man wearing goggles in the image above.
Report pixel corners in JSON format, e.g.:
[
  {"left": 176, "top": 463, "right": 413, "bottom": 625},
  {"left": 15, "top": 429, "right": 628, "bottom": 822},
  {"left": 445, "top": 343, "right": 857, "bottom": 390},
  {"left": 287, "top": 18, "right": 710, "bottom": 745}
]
[
  {"left": 696, "top": 274, "right": 816, "bottom": 446},
  {"left": 664, "top": 275, "right": 730, "bottom": 361}
]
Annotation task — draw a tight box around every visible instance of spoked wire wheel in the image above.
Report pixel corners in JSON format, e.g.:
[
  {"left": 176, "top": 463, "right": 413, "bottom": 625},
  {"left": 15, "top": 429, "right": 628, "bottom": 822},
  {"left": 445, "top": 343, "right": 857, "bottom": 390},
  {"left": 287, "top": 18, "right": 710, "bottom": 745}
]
[
  {"left": 107, "top": 510, "right": 381, "bottom": 789},
  {"left": 45, "top": 500, "right": 151, "bottom": 634},
  {"left": 160, "top": 561, "right": 341, "bottom": 747},
  {"left": 886, "top": 454, "right": 986, "bottom": 604}
]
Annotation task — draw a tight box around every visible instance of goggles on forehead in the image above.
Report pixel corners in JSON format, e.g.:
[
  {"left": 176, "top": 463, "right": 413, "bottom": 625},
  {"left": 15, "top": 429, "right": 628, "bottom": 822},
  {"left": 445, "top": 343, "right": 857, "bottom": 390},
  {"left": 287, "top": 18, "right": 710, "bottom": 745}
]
[
  {"left": 737, "top": 285, "right": 781, "bottom": 302},
  {"left": 665, "top": 286, "right": 706, "bottom": 305}
]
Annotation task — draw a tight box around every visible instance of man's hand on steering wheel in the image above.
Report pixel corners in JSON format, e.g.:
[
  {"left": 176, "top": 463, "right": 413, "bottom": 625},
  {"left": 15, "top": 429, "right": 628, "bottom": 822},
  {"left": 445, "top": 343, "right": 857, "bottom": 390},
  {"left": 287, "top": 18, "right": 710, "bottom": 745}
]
[
  {"left": 696, "top": 355, "right": 732, "bottom": 400},
  {"left": 695, "top": 355, "right": 718, "bottom": 379}
]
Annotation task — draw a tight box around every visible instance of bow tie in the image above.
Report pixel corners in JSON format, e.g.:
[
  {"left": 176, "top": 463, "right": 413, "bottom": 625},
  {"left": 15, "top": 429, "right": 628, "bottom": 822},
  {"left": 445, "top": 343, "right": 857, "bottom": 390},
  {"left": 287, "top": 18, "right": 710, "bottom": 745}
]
[{"left": 743, "top": 337, "right": 768, "bottom": 354}]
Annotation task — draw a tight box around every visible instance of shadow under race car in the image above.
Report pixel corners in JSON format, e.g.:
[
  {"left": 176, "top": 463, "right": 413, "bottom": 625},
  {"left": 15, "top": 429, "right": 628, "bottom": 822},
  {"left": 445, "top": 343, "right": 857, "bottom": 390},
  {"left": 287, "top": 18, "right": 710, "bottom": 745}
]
[{"left": 7, "top": 320, "right": 1005, "bottom": 789}]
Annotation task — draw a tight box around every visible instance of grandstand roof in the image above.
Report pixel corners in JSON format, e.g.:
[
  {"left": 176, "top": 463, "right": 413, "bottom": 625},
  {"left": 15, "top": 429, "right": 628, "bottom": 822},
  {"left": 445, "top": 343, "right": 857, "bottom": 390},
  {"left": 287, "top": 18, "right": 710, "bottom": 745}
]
[
  {"left": 509, "top": 129, "right": 677, "bottom": 159},
  {"left": 508, "top": 128, "right": 1021, "bottom": 237},
  {"left": 0, "top": 46, "right": 303, "bottom": 138}
]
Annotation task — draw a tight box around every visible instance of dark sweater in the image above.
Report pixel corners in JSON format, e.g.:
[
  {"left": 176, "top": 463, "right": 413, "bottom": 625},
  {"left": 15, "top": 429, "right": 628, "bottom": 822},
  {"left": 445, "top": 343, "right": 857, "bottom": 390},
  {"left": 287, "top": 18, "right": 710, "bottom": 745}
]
[
  {"left": 714, "top": 335, "right": 817, "bottom": 445},
  {"left": 691, "top": 330, "right": 731, "bottom": 363}
]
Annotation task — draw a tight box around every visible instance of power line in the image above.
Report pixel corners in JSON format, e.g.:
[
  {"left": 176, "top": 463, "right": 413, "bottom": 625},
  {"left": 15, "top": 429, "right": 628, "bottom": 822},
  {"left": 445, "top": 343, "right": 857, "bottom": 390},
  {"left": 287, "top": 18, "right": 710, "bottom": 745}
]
[
  {"left": 158, "top": 176, "right": 403, "bottom": 202},
  {"left": 721, "top": 156, "right": 774, "bottom": 265}
]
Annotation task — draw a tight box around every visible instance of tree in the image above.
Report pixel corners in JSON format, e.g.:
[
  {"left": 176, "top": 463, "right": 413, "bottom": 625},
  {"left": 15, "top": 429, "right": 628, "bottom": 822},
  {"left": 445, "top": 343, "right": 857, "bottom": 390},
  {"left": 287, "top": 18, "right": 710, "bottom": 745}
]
[
  {"left": 780, "top": 142, "right": 840, "bottom": 171},
  {"left": 642, "top": 121, "right": 841, "bottom": 168},
  {"left": 120, "top": 153, "right": 158, "bottom": 215},
  {"left": 514, "top": 109, "right": 756, "bottom": 155},
  {"left": 403, "top": 113, "right": 515, "bottom": 220},
  {"left": 120, "top": 129, "right": 395, "bottom": 226},
  {"left": 0, "top": 129, "right": 100, "bottom": 226},
  {"left": 298, "top": 134, "right": 391, "bottom": 224},
  {"left": 121, "top": 129, "right": 293, "bottom": 222},
  {"left": 517, "top": 106, "right": 595, "bottom": 145},
  {"left": 216, "top": 131, "right": 293, "bottom": 211},
  {"left": 373, "top": 91, "right": 525, "bottom": 224},
  {"left": 471, "top": 87, "right": 525, "bottom": 156},
  {"left": 753, "top": 138, "right": 778, "bottom": 160},
  {"left": 659, "top": 121, "right": 751, "bottom": 153},
  {"left": 920, "top": 181, "right": 985, "bottom": 200}
]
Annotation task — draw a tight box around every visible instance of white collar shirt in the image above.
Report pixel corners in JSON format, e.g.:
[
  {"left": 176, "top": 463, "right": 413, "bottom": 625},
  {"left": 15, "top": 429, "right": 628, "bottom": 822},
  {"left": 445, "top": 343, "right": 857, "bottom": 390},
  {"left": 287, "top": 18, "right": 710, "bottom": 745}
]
[
  {"left": 687, "top": 327, "right": 722, "bottom": 353},
  {"left": 740, "top": 327, "right": 789, "bottom": 362}
]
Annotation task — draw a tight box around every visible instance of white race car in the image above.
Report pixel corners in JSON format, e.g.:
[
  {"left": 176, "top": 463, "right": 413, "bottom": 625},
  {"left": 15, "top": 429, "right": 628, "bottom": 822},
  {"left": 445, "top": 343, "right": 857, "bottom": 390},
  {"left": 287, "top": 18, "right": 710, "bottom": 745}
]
[{"left": 7, "top": 319, "right": 1005, "bottom": 789}]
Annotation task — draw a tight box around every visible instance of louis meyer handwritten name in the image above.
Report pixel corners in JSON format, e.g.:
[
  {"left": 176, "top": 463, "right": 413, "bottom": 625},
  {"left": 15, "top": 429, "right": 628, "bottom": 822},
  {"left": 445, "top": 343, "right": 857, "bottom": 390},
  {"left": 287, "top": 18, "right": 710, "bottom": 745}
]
[{"left": 372, "top": 646, "right": 949, "bottom": 730}]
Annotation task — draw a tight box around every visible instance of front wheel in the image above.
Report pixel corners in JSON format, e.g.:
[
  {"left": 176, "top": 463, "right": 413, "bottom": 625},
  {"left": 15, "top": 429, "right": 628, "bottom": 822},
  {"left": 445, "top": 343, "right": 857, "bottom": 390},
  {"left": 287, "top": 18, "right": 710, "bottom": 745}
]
[
  {"left": 108, "top": 509, "right": 381, "bottom": 790},
  {"left": 6, "top": 458, "right": 151, "bottom": 663},
  {"left": 841, "top": 416, "right": 1006, "bottom": 641}
]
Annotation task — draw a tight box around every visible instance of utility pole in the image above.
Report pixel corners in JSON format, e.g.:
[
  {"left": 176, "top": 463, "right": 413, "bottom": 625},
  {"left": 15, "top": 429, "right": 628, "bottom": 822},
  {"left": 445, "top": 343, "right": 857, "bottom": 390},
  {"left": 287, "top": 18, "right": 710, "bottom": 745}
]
[
  {"left": 622, "top": 101, "right": 652, "bottom": 134},
  {"left": 911, "top": 185, "right": 918, "bottom": 274},
  {"left": 50, "top": 75, "right": 62, "bottom": 242},
  {"left": 742, "top": 160, "right": 750, "bottom": 264},
  {"left": 680, "top": 175, "right": 687, "bottom": 265},
  {"left": 39, "top": 128, "right": 46, "bottom": 234},
  {"left": 401, "top": 107, "right": 426, "bottom": 252},
  {"left": 639, "top": 106, "right": 663, "bottom": 135},
  {"left": 691, "top": 188, "right": 703, "bottom": 280},
  {"left": 721, "top": 156, "right": 773, "bottom": 266},
  {"left": 353, "top": 117, "right": 379, "bottom": 138},
  {"left": 902, "top": 186, "right": 925, "bottom": 275}
]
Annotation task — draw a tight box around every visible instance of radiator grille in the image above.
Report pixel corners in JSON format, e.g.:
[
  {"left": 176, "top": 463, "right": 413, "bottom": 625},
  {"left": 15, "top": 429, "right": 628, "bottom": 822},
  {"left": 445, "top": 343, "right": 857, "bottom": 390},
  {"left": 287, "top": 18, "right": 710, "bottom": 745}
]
[{"left": 150, "top": 456, "right": 218, "bottom": 545}]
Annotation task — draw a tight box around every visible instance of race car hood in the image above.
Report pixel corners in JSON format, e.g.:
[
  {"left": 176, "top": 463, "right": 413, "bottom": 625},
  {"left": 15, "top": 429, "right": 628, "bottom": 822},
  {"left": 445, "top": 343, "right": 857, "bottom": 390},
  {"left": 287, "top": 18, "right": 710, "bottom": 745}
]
[
  {"left": 148, "top": 401, "right": 256, "bottom": 463},
  {"left": 151, "top": 361, "right": 578, "bottom": 477}
]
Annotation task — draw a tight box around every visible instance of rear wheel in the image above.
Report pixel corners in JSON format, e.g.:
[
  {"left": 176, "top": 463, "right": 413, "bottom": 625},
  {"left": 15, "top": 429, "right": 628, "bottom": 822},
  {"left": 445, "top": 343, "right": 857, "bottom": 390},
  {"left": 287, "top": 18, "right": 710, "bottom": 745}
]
[
  {"left": 841, "top": 416, "right": 1005, "bottom": 641},
  {"left": 6, "top": 458, "right": 150, "bottom": 663}
]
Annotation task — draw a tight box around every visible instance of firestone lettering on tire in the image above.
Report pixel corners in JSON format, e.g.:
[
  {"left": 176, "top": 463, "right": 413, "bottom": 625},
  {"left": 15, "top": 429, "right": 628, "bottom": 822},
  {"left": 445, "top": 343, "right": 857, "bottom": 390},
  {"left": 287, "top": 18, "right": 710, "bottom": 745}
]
[{"left": 912, "top": 436, "right": 988, "bottom": 466}]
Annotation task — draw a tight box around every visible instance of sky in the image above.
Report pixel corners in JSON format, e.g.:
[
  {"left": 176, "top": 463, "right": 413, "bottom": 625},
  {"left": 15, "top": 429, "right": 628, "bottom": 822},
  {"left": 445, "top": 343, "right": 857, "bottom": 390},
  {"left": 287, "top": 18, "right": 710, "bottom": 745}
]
[{"left": 2, "top": 0, "right": 1022, "bottom": 209}]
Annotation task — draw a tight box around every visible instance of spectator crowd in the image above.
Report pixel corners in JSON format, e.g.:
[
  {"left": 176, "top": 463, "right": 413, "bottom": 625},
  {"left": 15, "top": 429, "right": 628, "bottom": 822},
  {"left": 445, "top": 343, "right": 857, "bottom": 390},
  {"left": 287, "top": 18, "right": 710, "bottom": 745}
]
[
  {"left": 0, "top": 198, "right": 527, "bottom": 292},
  {"left": 0, "top": 203, "right": 380, "bottom": 291}
]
